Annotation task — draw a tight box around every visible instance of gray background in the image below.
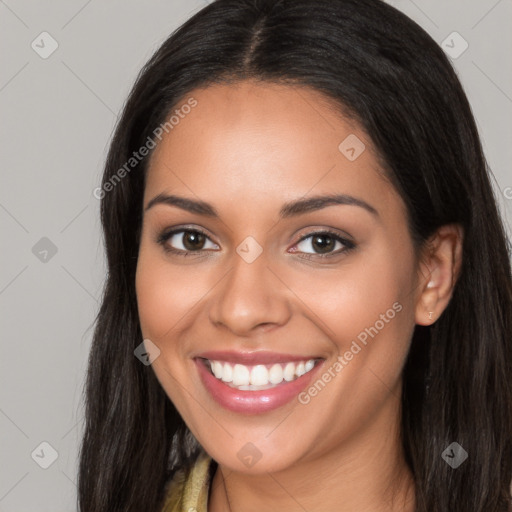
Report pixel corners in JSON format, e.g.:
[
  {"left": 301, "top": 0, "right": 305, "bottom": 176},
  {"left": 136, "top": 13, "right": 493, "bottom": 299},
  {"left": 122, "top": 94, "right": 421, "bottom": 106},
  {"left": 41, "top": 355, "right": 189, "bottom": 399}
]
[{"left": 1, "top": 0, "right": 511, "bottom": 510}]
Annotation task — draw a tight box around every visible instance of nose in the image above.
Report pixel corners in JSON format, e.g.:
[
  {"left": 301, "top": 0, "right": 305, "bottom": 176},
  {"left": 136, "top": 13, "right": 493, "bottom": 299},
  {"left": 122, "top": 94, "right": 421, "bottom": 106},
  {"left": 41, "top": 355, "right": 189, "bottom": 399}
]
[{"left": 208, "top": 250, "right": 292, "bottom": 337}]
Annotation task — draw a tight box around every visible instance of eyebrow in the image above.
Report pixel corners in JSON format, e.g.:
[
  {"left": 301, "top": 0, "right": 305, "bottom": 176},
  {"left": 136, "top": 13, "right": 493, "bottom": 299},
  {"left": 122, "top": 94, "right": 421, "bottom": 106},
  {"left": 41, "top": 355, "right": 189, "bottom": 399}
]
[{"left": 144, "top": 193, "right": 379, "bottom": 218}]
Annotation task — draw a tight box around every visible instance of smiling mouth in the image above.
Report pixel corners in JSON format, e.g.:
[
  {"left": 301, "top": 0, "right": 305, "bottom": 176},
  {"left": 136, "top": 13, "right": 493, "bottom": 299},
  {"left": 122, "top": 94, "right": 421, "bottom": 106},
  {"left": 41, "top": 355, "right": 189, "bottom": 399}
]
[{"left": 199, "top": 357, "right": 323, "bottom": 391}]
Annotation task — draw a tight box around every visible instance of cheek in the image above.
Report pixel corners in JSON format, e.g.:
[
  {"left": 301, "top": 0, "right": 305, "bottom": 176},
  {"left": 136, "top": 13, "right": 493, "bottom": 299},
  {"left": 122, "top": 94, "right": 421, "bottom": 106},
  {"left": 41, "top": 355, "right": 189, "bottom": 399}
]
[
  {"left": 287, "top": 245, "right": 415, "bottom": 350},
  {"left": 135, "top": 244, "right": 207, "bottom": 342},
  {"left": 135, "top": 244, "right": 205, "bottom": 410}
]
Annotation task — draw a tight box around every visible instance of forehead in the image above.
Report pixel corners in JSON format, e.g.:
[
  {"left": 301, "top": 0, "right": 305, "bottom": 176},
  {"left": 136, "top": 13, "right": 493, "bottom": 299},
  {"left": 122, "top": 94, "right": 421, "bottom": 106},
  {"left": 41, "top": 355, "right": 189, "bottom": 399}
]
[{"left": 144, "top": 80, "right": 400, "bottom": 218}]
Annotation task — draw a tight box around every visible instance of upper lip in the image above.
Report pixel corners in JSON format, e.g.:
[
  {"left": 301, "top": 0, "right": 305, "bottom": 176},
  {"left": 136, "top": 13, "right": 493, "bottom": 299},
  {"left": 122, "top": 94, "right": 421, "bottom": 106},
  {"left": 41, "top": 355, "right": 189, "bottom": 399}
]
[{"left": 194, "top": 350, "right": 323, "bottom": 365}]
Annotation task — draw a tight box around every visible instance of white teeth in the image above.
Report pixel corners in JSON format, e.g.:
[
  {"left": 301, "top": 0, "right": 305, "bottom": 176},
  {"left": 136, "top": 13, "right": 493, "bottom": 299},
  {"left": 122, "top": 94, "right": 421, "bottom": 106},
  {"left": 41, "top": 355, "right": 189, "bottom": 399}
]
[
  {"left": 206, "top": 358, "right": 318, "bottom": 389},
  {"left": 268, "top": 363, "right": 284, "bottom": 384},
  {"left": 283, "top": 362, "right": 295, "bottom": 382},
  {"left": 222, "top": 362, "right": 233, "bottom": 382},
  {"left": 212, "top": 361, "right": 223, "bottom": 379},
  {"left": 232, "top": 364, "right": 250, "bottom": 386},
  {"left": 250, "top": 365, "right": 269, "bottom": 386}
]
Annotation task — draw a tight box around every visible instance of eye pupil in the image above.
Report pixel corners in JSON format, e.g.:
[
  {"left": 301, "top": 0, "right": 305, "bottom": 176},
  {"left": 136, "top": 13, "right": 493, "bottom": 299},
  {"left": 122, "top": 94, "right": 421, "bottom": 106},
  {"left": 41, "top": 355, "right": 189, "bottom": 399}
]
[
  {"left": 312, "top": 235, "right": 334, "bottom": 253},
  {"left": 183, "top": 231, "right": 205, "bottom": 250}
]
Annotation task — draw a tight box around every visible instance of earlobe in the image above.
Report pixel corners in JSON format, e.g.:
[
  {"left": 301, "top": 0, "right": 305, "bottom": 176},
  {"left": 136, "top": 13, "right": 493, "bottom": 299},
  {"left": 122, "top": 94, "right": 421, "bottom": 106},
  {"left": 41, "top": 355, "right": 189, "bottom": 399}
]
[
  {"left": 416, "top": 276, "right": 440, "bottom": 326},
  {"left": 415, "top": 224, "right": 464, "bottom": 326}
]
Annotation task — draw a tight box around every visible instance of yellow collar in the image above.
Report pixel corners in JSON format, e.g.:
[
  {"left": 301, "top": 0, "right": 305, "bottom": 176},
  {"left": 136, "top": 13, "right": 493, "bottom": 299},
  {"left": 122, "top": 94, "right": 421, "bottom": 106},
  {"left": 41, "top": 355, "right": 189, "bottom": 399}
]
[{"left": 160, "top": 450, "right": 214, "bottom": 512}]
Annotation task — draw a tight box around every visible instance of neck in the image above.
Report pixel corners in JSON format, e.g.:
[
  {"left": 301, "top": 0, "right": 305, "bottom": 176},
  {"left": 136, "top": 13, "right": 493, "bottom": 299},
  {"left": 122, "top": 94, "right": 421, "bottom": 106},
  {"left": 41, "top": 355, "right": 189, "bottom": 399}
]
[{"left": 208, "top": 392, "right": 415, "bottom": 512}]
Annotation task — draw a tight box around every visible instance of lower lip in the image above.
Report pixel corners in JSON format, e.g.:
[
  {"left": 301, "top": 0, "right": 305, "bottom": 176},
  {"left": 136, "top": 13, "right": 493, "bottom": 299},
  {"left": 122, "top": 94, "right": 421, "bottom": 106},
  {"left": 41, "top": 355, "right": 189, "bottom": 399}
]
[{"left": 195, "top": 358, "right": 324, "bottom": 414}]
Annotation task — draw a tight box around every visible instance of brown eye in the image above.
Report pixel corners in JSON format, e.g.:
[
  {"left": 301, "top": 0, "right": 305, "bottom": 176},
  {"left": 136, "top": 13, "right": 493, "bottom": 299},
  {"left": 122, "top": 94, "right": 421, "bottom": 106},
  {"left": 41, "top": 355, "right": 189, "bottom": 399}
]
[
  {"left": 182, "top": 231, "right": 206, "bottom": 250},
  {"left": 157, "top": 228, "right": 219, "bottom": 254},
  {"left": 293, "top": 230, "right": 355, "bottom": 258},
  {"left": 310, "top": 234, "right": 336, "bottom": 254}
]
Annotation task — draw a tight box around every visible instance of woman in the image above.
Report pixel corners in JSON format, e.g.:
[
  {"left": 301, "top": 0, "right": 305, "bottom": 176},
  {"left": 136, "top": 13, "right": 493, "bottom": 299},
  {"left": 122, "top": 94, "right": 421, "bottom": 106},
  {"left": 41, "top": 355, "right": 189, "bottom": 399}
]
[{"left": 78, "top": 0, "right": 512, "bottom": 511}]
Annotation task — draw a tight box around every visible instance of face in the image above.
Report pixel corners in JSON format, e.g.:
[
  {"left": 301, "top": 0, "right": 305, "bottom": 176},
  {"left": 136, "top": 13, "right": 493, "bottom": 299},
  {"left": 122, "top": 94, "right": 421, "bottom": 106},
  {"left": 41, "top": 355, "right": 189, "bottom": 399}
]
[{"left": 135, "top": 80, "right": 422, "bottom": 474}]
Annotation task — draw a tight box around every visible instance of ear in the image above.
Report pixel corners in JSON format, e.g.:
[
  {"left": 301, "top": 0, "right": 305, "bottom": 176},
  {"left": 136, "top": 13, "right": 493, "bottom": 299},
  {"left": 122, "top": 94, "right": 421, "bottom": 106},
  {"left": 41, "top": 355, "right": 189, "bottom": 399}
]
[{"left": 415, "top": 224, "right": 464, "bottom": 326}]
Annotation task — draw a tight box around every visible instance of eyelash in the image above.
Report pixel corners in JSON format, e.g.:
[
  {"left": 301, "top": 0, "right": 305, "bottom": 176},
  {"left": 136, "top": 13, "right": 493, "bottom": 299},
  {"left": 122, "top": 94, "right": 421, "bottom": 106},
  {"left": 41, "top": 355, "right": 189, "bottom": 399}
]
[{"left": 156, "top": 227, "right": 356, "bottom": 260}]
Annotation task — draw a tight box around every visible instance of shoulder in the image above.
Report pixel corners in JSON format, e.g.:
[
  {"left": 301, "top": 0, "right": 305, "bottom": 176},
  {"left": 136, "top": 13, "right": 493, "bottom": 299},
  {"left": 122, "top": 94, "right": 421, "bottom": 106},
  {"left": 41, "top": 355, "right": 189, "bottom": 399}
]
[{"left": 160, "top": 449, "right": 214, "bottom": 512}]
